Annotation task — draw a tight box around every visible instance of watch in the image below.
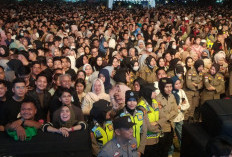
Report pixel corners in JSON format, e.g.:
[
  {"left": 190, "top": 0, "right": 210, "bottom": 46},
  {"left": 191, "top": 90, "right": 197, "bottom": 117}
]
[{"left": 21, "top": 117, "right": 25, "bottom": 126}]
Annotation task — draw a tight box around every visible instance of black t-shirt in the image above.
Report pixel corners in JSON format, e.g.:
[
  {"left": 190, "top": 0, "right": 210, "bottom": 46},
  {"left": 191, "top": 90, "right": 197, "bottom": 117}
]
[
  {"left": 2, "top": 98, "right": 24, "bottom": 124},
  {"left": 212, "top": 41, "right": 223, "bottom": 53},
  {"left": 0, "top": 100, "right": 7, "bottom": 125}
]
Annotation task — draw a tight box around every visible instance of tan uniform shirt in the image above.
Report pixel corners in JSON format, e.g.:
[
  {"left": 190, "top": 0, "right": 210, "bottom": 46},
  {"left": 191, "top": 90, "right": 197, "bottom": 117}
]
[
  {"left": 139, "top": 66, "right": 157, "bottom": 83},
  {"left": 155, "top": 93, "right": 178, "bottom": 132}
]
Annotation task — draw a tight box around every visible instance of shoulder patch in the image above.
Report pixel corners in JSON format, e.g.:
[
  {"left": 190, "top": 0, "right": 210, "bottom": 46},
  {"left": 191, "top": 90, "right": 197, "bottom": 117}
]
[
  {"left": 92, "top": 126, "right": 98, "bottom": 132},
  {"left": 137, "top": 114, "right": 143, "bottom": 121}
]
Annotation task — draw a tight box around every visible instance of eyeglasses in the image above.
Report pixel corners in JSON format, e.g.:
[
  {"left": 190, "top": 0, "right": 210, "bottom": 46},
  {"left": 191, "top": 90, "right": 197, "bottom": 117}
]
[{"left": 15, "top": 86, "right": 26, "bottom": 89}]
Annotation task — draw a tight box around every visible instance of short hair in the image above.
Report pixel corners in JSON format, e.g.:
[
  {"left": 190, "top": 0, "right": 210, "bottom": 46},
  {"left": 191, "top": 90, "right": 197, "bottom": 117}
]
[
  {"left": 156, "top": 67, "right": 166, "bottom": 75},
  {"left": 53, "top": 57, "right": 62, "bottom": 63},
  {"left": 59, "top": 74, "right": 71, "bottom": 82},
  {"left": 22, "top": 97, "right": 37, "bottom": 109},
  {"left": 57, "top": 87, "right": 72, "bottom": 98},
  {"left": 12, "top": 78, "right": 25, "bottom": 87},
  {"left": 36, "top": 73, "right": 47, "bottom": 81},
  {"left": 17, "top": 66, "right": 31, "bottom": 76},
  {"left": 0, "top": 79, "right": 7, "bottom": 87},
  {"left": 31, "top": 61, "right": 41, "bottom": 67}
]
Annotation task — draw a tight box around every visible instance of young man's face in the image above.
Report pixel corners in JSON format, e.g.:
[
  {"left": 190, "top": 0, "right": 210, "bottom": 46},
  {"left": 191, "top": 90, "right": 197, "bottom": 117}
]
[
  {"left": 31, "top": 64, "right": 41, "bottom": 76},
  {"left": 20, "top": 102, "right": 37, "bottom": 120},
  {"left": 35, "top": 76, "right": 47, "bottom": 91},
  {"left": 0, "top": 84, "right": 7, "bottom": 98},
  {"left": 13, "top": 82, "right": 27, "bottom": 98},
  {"left": 117, "top": 127, "right": 134, "bottom": 140}
]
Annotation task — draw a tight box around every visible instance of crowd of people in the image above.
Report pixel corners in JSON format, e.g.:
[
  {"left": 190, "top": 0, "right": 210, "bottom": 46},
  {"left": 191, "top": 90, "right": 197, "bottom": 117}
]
[{"left": 0, "top": 1, "right": 232, "bottom": 157}]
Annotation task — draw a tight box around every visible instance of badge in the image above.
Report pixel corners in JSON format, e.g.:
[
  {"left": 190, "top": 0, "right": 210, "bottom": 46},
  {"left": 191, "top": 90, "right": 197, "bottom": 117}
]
[
  {"left": 130, "top": 92, "right": 134, "bottom": 96},
  {"left": 137, "top": 114, "right": 143, "bottom": 121},
  {"left": 188, "top": 74, "right": 192, "bottom": 80},
  {"left": 107, "top": 124, "right": 113, "bottom": 131},
  {"left": 192, "top": 73, "right": 196, "bottom": 76},
  {"left": 205, "top": 76, "right": 208, "bottom": 82},
  {"left": 95, "top": 130, "right": 102, "bottom": 137},
  {"left": 114, "top": 152, "right": 120, "bottom": 157}
]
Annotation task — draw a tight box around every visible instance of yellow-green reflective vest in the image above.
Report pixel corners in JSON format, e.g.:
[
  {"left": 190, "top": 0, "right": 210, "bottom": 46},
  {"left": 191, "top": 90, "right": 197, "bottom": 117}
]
[
  {"left": 120, "top": 110, "right": 144, "bottom": 147},
  {"left": 206, "top": 36, "right": 214, "bottom": 48},
  {"left": 92, "top": 121, "right": 114, "bottom": 147},
  {"left": 138, "top": 99, "right": 159, "bottom": 139}
]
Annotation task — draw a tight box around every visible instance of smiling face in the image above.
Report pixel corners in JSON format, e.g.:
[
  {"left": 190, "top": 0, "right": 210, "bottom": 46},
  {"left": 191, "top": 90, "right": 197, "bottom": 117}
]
[
  {"left": 60, "top": 106, "right": 71, "bottom": 122},
  {"left": 35, "top": 76, "right": 47, "bottom": 91},
  {"left": 127, "top": 99, "right": 137, "bottom": 110},
  {"left": 20, "top": 102, "right": 37, "bottom": 120}
]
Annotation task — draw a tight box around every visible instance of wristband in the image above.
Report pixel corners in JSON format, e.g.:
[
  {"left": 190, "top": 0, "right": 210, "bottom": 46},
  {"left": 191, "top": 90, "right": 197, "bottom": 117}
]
[{"left": 71, "top": 127, "right": 74, "bottom": 132}]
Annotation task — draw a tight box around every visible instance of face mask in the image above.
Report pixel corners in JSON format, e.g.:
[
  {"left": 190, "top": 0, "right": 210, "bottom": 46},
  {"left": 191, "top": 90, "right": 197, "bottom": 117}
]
[
  {"left": 66, "top": 29, "right": 70, "bottom": 33},
  {"left": 131, "top": 38, "right": 135, "bottom": 41},
  {"left": 20, "top": 32, "right": 24, "bottom": 36},
  {"left": 147, "top": 48, "right": 153, "bottom": 52},
  {"left": 133, "top": 66, "right": 139, "bottom": 71},
  {"left": 177, "top": 73, "right": 182, "bottom": 79},
  {"left": 59, "top": 43, "right": 63, "bottom": 48},
  {"left": 70, "top": 46, "right": 76, "bottom": 49},
  {"left": 172, "top": 45, "right": 177, "bottom": 49}
]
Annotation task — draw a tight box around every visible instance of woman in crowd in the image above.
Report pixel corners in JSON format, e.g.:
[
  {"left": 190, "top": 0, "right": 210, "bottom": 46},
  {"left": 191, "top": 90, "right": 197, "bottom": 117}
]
[
  {"left": 81, "top": 78, "right": 110, "bottom": 116},
  {"left": 155, "top": 77, "right": 178, "bottom": 157}
]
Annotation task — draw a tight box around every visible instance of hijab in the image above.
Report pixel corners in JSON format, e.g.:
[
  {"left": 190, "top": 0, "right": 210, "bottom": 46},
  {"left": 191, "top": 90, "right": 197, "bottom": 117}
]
[
  {"left": 98, "top": 69, "right": 112, "bottom": 93},
  {"left": 58, "top": 105, "right": 77, "bottom": 128},
  {"left": 171, "top": 76, "right": 180, "bottom": 105}
]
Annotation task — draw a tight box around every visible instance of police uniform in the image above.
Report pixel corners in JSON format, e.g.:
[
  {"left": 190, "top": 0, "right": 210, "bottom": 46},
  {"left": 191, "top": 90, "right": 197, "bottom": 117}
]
[
  {"left": 139, "top": 66, "right": 157, "bottom": 83},
  {"left": 98, "top": 116, "right": 138, "bottom": 157},
  {"left": 119, "top": 108, "right": 147, "bottom": 154},
  {"left": 184, "top": 68, "right": 203, "bottom": 120},
  {"left": 138, "top": 98, "right": 160, "bottom": 145},
  {"left": 201, "top": 72, "right": 225, "bottom": 105},
  {"left": 91, "top": 121, "right": 114, "bottom": 156},
  {"left": 98, "top": 137, "right": 138, "bottom": 157}
]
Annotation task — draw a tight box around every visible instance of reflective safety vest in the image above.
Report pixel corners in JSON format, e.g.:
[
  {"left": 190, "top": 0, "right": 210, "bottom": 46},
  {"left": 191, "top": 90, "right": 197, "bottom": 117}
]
[
  {"left": 92, "top": 121, "right": 114, "bottom": 147},
  {"left": 206, "top": 36, "right": 214, "bottom": 48},
  {"left": 120, "top": 109, "right": 144, "bottom": 147},
  {"left": 138, "top": 98, "right": 160, "bottom": 139}
]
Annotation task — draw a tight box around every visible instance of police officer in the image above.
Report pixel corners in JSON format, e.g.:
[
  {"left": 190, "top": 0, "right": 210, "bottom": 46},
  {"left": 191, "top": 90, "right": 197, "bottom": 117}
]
[
  {"left": 201, "top": 63, "right": 225, "bottom": 105},
  {"left": 119, "top": 90, "right": 147, "bottom": 156},
  {"left": 184, "top": 59, "right": 204, "bottom": 121},
  {"left": 90, "top": 100, "right": 114, "bottom": 156},
  {"left": 98, "top": 116, "right": 138, "bottom": 157},
  {"left": 138, "top": 85, "right": 161, "bottom": 157}
]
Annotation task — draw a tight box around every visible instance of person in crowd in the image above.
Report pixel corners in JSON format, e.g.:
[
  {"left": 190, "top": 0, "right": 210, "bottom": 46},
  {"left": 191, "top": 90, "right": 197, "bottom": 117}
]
[
  {"left": 155, "top": 77, "right": 178, "bottom": 157},
  {"left": 81, "top": 78, "right": 110, "bottom": 116},
  {"left": 138, "top": 85, "right": 161, "bottom": 157},
  {"left": 98, "top": 69, "right": 112, "bottom": 94},
  {"left": 118, "top": 90, "right": 147, "bottom": 157},
  {"left": 27, "top": 73, "right": 51, "bottom": 122},
  {"left": 75, "top": 78, "right": 86, "bottom": 103},
  {"left": 184, "top": 59, "right": 204, "bottom": 122},
  {"left": 98, "top": 116, "right": 137, "bottom": 157},
  {"left": 42, "top": 88, "right": 86, "bottom": 137},
  {"left": 5, "top": 99, "right": 42, "bottom": 141},
  {"left": 201, "top": 63, "right": 225, "bottom": 104},
  {"left": 169, "top": 76, "right": 190, "bottom": 156},
  {"left": 90, "top": 100, "right": 113, "bottom": 156},
  {"left": 0, "top": 80, "right": 8, "bottom": 131}
]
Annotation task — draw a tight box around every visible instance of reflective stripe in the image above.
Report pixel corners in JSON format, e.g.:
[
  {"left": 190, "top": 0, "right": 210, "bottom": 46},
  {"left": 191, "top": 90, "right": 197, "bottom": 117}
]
[{"left": 138, "top": 99, "right": 160, "bottom": 139}]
